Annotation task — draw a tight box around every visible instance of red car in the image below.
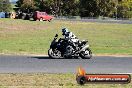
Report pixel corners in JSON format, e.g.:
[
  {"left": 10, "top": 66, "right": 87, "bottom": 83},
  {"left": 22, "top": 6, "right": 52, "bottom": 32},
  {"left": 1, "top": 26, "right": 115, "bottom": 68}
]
[{"left": 33, "top": 11, "right": 54, "bottom": 22}]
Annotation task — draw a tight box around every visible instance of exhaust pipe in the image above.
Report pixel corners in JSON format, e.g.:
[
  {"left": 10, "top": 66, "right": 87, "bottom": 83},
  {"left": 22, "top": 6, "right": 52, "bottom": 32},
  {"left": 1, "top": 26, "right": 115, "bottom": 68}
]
[{"left": 79, "top": 45, "right": 89, "bottom": 53}]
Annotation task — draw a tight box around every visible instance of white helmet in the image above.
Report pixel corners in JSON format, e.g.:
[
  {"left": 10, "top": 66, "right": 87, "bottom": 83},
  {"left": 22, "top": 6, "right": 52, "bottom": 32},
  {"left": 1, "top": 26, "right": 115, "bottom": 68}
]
[{"left": 62, "top": 28, "right": 69, "bottom": 35}]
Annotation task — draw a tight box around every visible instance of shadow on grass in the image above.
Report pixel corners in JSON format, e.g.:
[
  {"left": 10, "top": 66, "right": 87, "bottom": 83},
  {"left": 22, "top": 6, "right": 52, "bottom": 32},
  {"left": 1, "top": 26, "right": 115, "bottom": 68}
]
[{"left": 29, "top": 19, "right": 49, "bottom": 22}]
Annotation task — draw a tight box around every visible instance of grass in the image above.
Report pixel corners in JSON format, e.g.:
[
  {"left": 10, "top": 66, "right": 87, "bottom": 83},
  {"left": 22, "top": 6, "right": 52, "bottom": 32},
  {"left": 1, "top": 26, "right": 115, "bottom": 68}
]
[
  {"left": 0, "top": 73, "right": 132, "bottom": 88},
  {"left": 0, "top": 18, "right": 132, "bottom": 55}
]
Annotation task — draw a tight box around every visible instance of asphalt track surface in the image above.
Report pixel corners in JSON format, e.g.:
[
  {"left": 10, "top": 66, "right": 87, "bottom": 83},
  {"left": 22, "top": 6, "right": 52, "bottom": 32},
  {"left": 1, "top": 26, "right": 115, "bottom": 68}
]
[{"left": 0, "top": 55, "right": 132, "bottom": 74}]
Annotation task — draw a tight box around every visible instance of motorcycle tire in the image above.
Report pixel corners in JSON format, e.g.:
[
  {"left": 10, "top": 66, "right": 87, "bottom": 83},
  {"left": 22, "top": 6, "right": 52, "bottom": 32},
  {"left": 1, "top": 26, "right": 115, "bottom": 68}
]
[
  {"left": 48, "top": 48, "right": 61, "bottom": 59},
  {"left": 76, "top": 76, "right": 86, "bottom": 85},
  {"left": 80, "top": 48, "right": 92, "bottom": 59}
]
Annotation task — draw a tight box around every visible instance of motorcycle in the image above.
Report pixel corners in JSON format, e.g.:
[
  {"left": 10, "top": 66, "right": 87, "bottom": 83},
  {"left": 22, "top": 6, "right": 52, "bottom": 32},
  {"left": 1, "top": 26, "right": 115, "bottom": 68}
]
[{"left": 48, "top": 34, "right": 92, "bottom": 59}]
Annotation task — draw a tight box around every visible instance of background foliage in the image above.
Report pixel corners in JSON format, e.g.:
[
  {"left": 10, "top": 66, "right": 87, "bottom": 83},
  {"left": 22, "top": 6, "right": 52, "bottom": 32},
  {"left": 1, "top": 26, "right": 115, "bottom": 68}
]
[
  {"left": 0, "top": 0, "right": 12, "bottom": 12},
  {"left": 0, "top": 0, "right": 132, "bottom": 18}
]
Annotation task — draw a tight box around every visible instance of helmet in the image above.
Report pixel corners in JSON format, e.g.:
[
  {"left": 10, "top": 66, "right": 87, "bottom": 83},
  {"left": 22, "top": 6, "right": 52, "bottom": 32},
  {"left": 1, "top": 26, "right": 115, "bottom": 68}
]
[{"left": 62, "top": 28, "right": 69, "bottom": 35}]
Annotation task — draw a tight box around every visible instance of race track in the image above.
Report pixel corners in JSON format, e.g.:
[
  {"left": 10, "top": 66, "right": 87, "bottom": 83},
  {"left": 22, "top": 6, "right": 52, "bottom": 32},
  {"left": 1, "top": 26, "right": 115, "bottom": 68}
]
[
  {"left": 56, "top": 19, "right": 132, "bottom": 24},
  {"left": 0, "top": 55, "right": 132, "bottom": 74}
]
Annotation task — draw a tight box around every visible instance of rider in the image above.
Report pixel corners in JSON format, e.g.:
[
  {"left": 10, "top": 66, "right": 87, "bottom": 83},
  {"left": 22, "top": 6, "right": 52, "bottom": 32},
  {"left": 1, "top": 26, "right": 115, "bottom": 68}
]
[{"left": 62, "top": 28, "right": 79, "bottom": 50}]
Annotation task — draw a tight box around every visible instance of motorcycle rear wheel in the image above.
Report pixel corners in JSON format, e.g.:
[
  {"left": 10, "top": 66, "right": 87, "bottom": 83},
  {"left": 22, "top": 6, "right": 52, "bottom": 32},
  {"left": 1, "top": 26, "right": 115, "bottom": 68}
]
[
  {"left": 48, "top": 48, "right": 61, "bottom": 59},
  {"left": 80, "top": 48, "right": 92, "bottom": 59}
]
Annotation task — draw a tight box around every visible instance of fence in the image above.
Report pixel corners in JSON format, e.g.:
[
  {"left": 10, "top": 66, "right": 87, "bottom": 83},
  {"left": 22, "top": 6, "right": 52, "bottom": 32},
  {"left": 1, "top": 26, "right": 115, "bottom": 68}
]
[{"left": 55, "top": 16, "right": 132, "bottom": 24}]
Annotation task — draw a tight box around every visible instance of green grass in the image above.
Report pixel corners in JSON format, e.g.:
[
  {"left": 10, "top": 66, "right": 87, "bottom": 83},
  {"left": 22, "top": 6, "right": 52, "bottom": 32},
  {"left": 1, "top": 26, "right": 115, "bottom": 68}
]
[
  {"left": 0, "top": 73, "right": 132, "bottom": 88},
  {"left": 0, "top": 18, "right": 132, "bottom": 55}
]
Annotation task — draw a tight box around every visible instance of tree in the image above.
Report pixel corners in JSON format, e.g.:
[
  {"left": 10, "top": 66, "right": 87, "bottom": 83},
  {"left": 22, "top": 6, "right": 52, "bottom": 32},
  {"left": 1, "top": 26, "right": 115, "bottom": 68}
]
[
  {"left": 80, "top": 0, "right": 99, "bottom": 17},
  {"left": 16, "top": 0, "right": 36, "bottom": 12},
  {"left": 61, "top": 0, "right": 80, "bottom": 16},
  {"left": 117, "top": 0, "right": 132, "bottom": 18},
  {"left": 0, "top": 0, "right": 12, "bottom": 12},
  {"left": 16, "top": 0, "right": 132, "bottom": 18},
  {"left": 96, "top": 0, "right": 116, "bottom": 17},
  {"left": 35, "top": 0, "right": 80, "bottom": 16},
  {"left": 80, "top": 0, "right": 117, "bottom": 17}
]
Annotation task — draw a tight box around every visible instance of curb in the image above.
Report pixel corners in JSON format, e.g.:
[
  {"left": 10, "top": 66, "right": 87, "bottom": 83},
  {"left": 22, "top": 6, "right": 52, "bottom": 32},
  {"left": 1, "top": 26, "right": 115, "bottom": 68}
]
[{"left": 0, "top": 53, "right": 132, "bottom": 57}]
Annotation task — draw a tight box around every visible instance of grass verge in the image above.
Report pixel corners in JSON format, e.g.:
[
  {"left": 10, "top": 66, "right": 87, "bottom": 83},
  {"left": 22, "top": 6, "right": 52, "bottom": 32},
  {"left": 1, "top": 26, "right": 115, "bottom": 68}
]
[
  {"left": 0, "top": 73, "right": 131, "bottom": 88},
  {"left": 0, "top": 19, "right": 132, "bottom": 55}
]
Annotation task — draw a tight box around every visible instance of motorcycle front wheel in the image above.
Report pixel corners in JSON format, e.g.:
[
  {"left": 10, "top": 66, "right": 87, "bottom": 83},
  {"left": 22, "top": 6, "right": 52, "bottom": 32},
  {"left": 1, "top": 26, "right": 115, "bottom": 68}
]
[
  {"left": 48, "top": 48, "right": 61, "bottom": 59},
  {"left": 80, "top": 48, "right": 92, "bottom": 59}
]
